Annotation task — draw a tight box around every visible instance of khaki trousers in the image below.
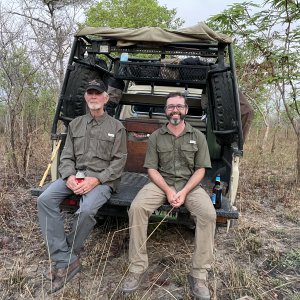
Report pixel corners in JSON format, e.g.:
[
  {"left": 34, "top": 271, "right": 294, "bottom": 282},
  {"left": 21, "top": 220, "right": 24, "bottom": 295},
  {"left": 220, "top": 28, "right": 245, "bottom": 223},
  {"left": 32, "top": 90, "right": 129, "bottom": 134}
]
[{"left": 128, "top": 182, "right": 216, "bottom": 280}]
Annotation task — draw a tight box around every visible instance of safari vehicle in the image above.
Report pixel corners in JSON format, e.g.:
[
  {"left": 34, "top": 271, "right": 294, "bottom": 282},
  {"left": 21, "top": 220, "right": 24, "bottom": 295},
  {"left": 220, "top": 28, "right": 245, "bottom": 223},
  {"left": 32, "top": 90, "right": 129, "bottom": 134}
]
[{"left": 32, "top": 23, "right": 243, "bottom": 226}]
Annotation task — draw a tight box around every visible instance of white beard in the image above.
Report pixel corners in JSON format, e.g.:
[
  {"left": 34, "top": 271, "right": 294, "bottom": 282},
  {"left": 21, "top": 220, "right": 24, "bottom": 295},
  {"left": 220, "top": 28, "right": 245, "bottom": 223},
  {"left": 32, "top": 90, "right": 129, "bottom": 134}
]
[{"left": 87, "top": 103, "right": 102, "bottom": 110}]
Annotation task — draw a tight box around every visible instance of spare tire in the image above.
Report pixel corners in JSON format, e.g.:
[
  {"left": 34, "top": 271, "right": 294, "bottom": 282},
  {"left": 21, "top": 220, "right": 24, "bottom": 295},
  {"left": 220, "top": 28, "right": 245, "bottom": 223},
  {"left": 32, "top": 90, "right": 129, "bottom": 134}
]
[
  {"left": 61, "top": 58, "right": 109, "bottom": 121},
  {"left": 207, "top": 67, "right": 238, "bottom": 145}
]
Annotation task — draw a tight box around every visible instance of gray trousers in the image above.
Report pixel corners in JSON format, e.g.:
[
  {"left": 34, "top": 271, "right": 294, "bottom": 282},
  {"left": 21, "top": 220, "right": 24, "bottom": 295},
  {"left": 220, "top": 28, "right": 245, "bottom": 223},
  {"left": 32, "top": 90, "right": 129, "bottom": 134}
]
[{"left": 37, "top": 178, "right": 111, "bottom": 268}]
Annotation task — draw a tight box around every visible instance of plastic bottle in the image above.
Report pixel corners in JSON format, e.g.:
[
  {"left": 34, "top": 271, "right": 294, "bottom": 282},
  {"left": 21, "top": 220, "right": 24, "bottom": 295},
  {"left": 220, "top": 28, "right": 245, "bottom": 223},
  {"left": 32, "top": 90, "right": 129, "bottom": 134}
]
[
  {"left": 211, "top": 174, "right": 222, "bottom": 209},
  {"left": 120, "top": 52, "right": 129, "bottom": 62}
]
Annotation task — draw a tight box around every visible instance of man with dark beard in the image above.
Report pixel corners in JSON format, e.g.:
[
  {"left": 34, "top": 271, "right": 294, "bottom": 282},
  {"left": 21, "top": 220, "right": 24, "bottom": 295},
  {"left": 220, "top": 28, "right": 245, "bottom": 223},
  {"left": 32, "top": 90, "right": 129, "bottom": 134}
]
[
  {"left": 37, "top": 79, "right": 127, "bottom": 293},
  {"left": 121, "top": 92, "right": 216, "bottom": 300}
]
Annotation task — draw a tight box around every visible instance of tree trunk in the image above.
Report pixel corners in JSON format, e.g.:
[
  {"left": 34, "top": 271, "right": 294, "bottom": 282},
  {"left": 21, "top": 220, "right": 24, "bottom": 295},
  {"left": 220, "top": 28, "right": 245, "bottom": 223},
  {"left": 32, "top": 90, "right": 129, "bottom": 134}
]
[
  {"left": 9, "top": 114, "right": 20, "bottom": 177},
  {"left": 23, "top": 134, "right": 32, "bottom": 178},
  {"left": 296, "top": 131, "right": 300, "bottom": 183},
  {"left": 255, "top": 126, "right": 260, "bottom": 146},
  {"left": 259, "top": 124, "right": 269, "bottom": 154},
  {"left": 271, "top": 126, "right": 279, "bottom": 153}
]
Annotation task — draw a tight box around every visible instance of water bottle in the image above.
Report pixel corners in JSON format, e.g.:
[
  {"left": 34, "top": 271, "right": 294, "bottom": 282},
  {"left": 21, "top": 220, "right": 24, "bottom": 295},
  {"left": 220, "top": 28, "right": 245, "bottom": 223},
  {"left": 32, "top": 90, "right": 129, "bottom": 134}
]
[
  {"left": 120, "top": 52, "right": 129, "bottom": 62},
  {"left": 211, "top": 174, "right": 222, "bottom": 209}
]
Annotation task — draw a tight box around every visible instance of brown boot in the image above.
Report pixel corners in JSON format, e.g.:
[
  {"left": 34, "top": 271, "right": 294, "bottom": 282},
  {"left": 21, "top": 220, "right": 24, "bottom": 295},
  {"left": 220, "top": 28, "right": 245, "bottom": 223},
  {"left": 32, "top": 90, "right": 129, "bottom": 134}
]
[
  {"left": 187, "top": 274, "right": 210, "bottom": 300},
  {"left": 120, "top": 271, "right": 147, "bottom": 293},
  {"left": 48, "top": 259, "right": 81, "bottom": 294},
  {"left": 43, "top": 265, "right": 57, "bottom": 281}
]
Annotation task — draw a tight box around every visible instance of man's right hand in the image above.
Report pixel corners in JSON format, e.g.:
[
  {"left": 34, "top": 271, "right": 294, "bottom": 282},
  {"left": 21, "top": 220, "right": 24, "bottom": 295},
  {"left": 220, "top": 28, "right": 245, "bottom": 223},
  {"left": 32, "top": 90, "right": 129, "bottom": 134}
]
[
  {"left": 166, "top": 189, "right": 177, "bottom": 206},
  {"left": 66, "top": 175, "right": 100, "bottom": 195},
  {"left": 166, "top": 189, "right": 184, "bottom": 208},
  {"left": 66, "top": 175, "right": 78, "bottom": 192},
  {"left": 148, "top": 169, "right": 183, "bottom": 208}
]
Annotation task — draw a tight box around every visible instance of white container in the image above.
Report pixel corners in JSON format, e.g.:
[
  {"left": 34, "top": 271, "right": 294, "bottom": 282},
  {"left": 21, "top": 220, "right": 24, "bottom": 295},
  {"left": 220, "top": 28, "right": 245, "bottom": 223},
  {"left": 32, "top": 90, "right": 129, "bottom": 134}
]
[{"left": 120, "top": 53, "right": 129, "bottom": 62}]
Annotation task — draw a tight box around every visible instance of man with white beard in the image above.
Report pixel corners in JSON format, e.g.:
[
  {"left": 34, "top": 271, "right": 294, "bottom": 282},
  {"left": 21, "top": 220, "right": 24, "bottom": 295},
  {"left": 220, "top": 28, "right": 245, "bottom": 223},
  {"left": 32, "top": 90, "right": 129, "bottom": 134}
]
[
  {"left": 121, "top": 92, "right": 216, "bottom": 300},
  {"left": 37, "top": 79, "right": 127, "bottom": 293}
]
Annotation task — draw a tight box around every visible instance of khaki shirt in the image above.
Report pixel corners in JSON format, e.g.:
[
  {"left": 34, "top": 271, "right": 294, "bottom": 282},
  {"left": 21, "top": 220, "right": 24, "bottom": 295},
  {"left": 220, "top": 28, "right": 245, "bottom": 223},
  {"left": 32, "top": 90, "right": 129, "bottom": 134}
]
[
  {"left": 144, "top": 122, "right": 211, "bottom": 191},
  {"left": 59, "top": 112, "right": 127, "bottom": 191}
]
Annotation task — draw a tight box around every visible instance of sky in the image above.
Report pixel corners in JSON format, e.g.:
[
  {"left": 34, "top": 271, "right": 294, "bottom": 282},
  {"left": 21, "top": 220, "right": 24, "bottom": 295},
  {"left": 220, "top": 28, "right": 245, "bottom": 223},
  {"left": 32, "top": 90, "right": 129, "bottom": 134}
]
[
  {"left": 1, "top": 0, "right": 264, "bottom": 28},
  {"left": 157, "top": 0, "right": 263, "bottom": 27}
]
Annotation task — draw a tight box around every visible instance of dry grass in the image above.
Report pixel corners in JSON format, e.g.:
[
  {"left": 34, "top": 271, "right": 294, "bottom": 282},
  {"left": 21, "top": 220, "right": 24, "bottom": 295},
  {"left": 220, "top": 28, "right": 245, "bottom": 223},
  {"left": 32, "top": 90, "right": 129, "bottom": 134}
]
[{"left": 0, "top": 129, "right": 299, "bottom": 299}]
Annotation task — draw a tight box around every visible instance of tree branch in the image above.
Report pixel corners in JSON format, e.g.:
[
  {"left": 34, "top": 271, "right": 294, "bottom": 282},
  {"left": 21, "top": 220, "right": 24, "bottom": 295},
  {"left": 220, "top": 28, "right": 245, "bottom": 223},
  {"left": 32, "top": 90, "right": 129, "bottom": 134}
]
[{"left": 9, "top": 11, "right": 50, "bottom": 26}]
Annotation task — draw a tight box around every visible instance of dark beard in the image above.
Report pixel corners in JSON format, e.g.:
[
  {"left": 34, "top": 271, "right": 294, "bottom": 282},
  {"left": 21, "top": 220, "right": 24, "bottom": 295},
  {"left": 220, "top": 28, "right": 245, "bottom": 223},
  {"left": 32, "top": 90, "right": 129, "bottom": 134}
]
[{"left": 166, "top": 112, "right": 186, "bottom": 126}]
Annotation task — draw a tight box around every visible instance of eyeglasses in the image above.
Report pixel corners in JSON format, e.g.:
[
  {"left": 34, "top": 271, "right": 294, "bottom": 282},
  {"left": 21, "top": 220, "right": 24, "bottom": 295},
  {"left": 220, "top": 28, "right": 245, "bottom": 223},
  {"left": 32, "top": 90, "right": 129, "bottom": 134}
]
[{"left": 165, "top": 104, "right": 187, "bottom": 111}]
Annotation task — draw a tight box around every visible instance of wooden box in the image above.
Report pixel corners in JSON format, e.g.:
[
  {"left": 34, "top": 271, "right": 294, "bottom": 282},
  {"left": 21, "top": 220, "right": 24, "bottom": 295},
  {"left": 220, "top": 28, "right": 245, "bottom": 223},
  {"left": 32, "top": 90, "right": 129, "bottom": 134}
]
[{"left": 124, "top": 118, "right": 163, "bottom": 173}]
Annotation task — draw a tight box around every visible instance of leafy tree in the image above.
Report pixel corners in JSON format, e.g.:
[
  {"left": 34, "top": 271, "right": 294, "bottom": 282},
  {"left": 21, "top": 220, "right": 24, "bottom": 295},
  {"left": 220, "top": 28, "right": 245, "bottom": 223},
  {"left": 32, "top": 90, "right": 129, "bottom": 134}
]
[
  {"left": 84, "top": 0, "right": 184, "bottom": 29},
  {"left": 0, "top": 10, "right": 55, "bottom": 181},
  {"left": 8, "top": 0, "right": 93, "bottom": 88},
  {"left": 207, "top": 0, "right": 300, "bottom": 176}
]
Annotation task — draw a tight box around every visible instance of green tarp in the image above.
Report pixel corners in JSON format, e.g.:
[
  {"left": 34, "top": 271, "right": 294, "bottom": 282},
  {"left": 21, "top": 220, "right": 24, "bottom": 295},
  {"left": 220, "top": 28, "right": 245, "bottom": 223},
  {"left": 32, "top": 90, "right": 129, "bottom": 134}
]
[{"left": 75, "top": 22, "right": 232, "bottom": 47}]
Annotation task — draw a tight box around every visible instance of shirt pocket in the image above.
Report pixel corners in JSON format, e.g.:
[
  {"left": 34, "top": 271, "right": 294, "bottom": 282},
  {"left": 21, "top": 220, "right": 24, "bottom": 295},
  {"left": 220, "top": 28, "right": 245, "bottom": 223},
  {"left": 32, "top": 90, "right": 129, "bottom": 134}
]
[
  {"left": 157, "top": 145, "right": 173, "bottom": 168},
  {"left": 96, "top": 134, "right": 115, "bottom": 161},
  {"left": 181, "top": 144, "right": 198, "bottom": 167},
  {"left": 73, "top": 133, "right": 85, "bottom": 156}
]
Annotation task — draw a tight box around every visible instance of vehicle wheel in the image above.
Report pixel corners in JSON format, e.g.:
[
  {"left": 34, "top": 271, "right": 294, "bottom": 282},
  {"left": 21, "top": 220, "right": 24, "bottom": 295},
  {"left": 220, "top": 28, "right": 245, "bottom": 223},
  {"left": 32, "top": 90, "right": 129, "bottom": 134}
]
[{"left": 61, "top": 58, "right": 108, "bottom": 122}]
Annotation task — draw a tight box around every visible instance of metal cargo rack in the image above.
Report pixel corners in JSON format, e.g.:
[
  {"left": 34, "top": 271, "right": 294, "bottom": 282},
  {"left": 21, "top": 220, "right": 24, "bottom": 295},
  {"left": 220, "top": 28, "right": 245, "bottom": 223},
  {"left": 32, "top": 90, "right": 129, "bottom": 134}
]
[
  {"left": 73, "top": 35, "right": 224, "bottom": 87},
  {"left": 114, "top": 61, "right": 209, "bottom": 85}
]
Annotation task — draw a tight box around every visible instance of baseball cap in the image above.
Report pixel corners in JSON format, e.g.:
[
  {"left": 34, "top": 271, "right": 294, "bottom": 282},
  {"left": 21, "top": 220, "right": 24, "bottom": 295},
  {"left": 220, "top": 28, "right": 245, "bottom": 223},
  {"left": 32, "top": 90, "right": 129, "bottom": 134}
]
[{"left": 85, "top": 80, "right": 107, "bottom": 93}]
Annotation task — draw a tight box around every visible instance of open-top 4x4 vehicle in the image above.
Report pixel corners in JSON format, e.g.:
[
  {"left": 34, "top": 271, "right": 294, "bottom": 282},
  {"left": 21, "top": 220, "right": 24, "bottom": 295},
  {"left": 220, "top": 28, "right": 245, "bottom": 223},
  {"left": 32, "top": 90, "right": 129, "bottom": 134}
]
[{"left": 32, "top": 23, "right": 243, "bottom": 227}]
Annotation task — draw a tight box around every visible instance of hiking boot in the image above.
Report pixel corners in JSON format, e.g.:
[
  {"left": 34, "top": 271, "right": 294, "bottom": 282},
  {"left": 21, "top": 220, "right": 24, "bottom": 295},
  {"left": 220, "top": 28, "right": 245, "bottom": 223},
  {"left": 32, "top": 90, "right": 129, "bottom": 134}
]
[
  {"left": 120, "top": 271, "right": 147, "bottom": 293},
  {"left": 187, "top": 274, "right": 210, "bottom": 300},
  {"left": 44, "top": 265, "right": 57, "bottom": 281},
  {"left": 48, "top": 258, "right": 81, "bottom": 294}
]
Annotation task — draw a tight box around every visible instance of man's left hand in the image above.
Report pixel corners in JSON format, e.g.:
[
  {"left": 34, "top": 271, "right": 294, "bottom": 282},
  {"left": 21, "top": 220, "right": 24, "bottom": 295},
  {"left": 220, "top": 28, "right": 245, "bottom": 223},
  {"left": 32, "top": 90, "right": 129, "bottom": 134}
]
[
  {"left": 73, "top": 177, "right": 101, "bottom": 195},
  {"left": 171, "top": 190, "right": 187, "bottom": 208}
]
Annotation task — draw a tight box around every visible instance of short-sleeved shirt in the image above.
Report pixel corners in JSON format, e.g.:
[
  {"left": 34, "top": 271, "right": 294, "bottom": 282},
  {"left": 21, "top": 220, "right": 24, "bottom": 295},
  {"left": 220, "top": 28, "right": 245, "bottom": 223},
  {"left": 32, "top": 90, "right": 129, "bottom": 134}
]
[
  {"left": 144, "top": 122, "right": 211, "bottom": 191},
  {"left": 59, "top": 112, "right": 127, "bottom": 191}
]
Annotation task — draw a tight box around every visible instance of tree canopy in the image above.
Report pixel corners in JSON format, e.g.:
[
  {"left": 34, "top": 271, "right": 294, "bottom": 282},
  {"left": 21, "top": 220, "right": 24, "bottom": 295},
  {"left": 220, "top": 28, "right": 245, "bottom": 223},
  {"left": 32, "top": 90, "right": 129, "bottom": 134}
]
[
  {"left": 83, "top": 0, "right": 184, "bottom": 29},
  {"left": 207, "top": 0, "right": 300, "bottom": 173}
]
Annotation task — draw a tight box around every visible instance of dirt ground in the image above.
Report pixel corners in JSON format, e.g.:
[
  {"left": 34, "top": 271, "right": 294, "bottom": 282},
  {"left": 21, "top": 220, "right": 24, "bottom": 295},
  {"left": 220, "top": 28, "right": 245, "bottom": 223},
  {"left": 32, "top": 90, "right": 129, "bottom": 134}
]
[{"left": 0, "top": 133, "right": 299, "bottom": 300}]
